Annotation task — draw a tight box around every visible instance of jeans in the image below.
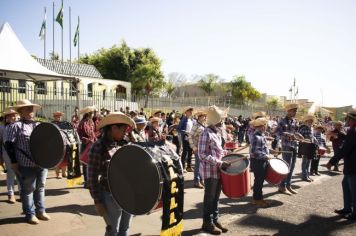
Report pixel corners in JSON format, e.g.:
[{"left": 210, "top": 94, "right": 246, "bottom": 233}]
[
  {"left": 342, "top": 175, "right": 356, "bottom": 215},
  {"left": 280, "top": 146, "right": 297, "bottom": 187},
  {"left": 102, "top": 191, "right": 132, "bottom": 236},
  {"left": 301, "top": 157, "right": 311, "bottom": 179},
  {"left": 251, "top": 158, "right": 268, "bottom": 200},
  {"left": 18, "top": 166, "right": 48, "bottom": 219},
  {"left": 203, "top": 178, "right": 221, "bottom": 224},
  {"left": 194, "top": 153, "right": 202, "bottom": 182},
  {"left": 181, "top": 138, "right": 192, "bottom": 169}
]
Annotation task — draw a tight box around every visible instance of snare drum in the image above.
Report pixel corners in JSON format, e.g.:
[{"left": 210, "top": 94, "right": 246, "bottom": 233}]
[
  {"left": 265, "top": 158, "right": 289, "bottom": 185},
  {"left": 108, "top": 142, "right": 183, "bottom": 215},
  {"left": 220, "top": 154, "right": 250, "bottom": 198},
  {"left": 224, "top": 142, "right": 239, "bottom": 150},
  {"left": 317, "top": 147, "right": 327, "bottom": 156}
]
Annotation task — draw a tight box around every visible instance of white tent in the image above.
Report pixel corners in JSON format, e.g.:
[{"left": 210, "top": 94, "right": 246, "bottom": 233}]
[{"left": 0, "top": 22, "right": 76, "bottom": 82}]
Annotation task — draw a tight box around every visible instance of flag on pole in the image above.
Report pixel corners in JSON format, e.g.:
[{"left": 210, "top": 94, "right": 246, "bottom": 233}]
[
  {"left": 293, "top": 77, "right": 296, "bottom": 86},
  {"left": 56, "top": 0, "right": 64, "bottom": 27},
  {"left": 39, "top": 8, "right": 46, "bottom": 40},
  {"left": 73, "top": 18, "right": 79, "bottom": 47},
  {"left": 289, "top": 86, "right": 292, "bottom": 92},
  {"left": 295, "top": 87, "right": 298, "bottom": 96}
]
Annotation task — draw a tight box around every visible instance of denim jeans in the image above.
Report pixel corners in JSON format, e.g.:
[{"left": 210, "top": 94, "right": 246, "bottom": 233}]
[
  {"left": 280, "top": 146, "right": 296, "bottom": 187},
  {"left": 203, "top": 178, "right": 221, "bottom": 224},
  {"left": 194, "top": 153, "right": 202, "bottom": 182},
  {"left": 102, "top": 191, "right": 132, "bottom": 236},
  {"left": 301, "top": 157, "right": 311, "bottom": 179},
  {"left": 18, "top": 165, "right": 48, "bottom": 219},
  {"left": 342, "top": 175, "right": 356, "bottom": 215},
  {"left": 251, "top": 158, "right": 268, "bottom": 200}
]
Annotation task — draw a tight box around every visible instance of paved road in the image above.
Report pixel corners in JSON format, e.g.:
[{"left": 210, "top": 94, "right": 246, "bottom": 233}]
[{"left": 0, "top": 156, "right": 355, "bottom": 236}]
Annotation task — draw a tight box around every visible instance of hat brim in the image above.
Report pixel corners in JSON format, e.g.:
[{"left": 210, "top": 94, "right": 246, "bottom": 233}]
[
  {"left": 14, "top": 104, "right": 41, "bottom": 111},
  {"left": 98, "top": 113, "right": 136, "bottom": 129}
]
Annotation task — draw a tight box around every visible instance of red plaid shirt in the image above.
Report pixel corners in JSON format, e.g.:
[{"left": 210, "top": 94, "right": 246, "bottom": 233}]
[{"left": 77, "top": 119, "right": 96, "bottom": 144}]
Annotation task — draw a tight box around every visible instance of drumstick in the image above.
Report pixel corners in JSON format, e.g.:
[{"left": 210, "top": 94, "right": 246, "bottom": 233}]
[
  {"left": 226, "top": 157, "right": 249, "bottom": 165},
  {"left": 232, "top": 145, "right": 249, "bottom": 153}
]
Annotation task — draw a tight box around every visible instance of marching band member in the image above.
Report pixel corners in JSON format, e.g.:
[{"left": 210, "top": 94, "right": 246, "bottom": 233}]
[
  {"left": 189, "top": 109, "right": 207, "bottom": 188},
  {"left": 250, "top": 117, "right": 272, "bottom": 207},
  {"left": 276, "top": 103, "right": 301, "bottom": 194},
  {"left": 178, "top": 106, "right": 195, "bottom": 172},
  {"left": 4, "top": 99, "right": 50, "bottom": 224},
  {"left": 147, "top": 117, "right": 166, "bottom": 142},
  {"left": 132, "top": 116, "right": 148, "bottom": 142},
  {"left": 199, "top": 105, "right": 230, "bottom": 235},
  {"left": 311, "top": 125, "right": 327, "bottom": 176},
  {"left": 52, "top": 111, "right": 67, "bottom": 179},
  {"left": 87, "top": 112, "right": 136, "bottom": 235},
  {"left": 327, "top": 121, "right": 346, "bottom": 171},
  {"left": 298, "top": 115, "right": 317, "bottom": 182}
]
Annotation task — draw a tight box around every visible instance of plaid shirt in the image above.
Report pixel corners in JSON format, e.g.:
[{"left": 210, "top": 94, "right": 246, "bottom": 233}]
[
  {"left": 298, "top": 125, "right": 317, "bottom": 143},
  {"left": 87, "top": 137, "right": 122, "bottom": 203},
  {"left": 198, "top": 126, "right": 224, "bottom": 179},
  {"left": 77, "top": 119, "right": 96, "bottom": 144},
  {"left": 250, "top": 130, "right": 269, "bottom": 160},
  {"left": 276, "top": 116, "right": 299, "bottom": 148},
  {"left": 4, "top": 119, "right": 39, "bottom": 167},
  {"left": 314, "top": 132, "right": 326, "bottom": 148},
  {"left": 189, "top": 121, "right": 205, "bottom": 151}
]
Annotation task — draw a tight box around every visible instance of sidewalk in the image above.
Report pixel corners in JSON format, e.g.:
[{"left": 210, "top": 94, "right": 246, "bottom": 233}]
[{"left": 0, "top": 156, "right": 354, "bottom": 236}]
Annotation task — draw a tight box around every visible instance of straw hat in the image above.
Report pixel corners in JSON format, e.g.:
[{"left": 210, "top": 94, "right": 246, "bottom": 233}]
[
  {"left": 152, "top": 109, "right": 162, "bottom": 116},
  {"left": 134, "top": 116, "right": 147, "bottom": 125},
  {"left": 182, "top": 106, "right": 194, "bottom": 114},
  {"left": 53, "top": 111, "right": 64, "bottom": 117},
  {"left": 346, "top": 109, "right": 356, "bottom": 120},
  {"left": 252, "top": 111, "right": 266, "bottom": 120},
  {"left": 13, "top": 99, "right": 41, "bottom": 111},
  {"left": 194, "top": 109, "right": 207, "bottom": 117},
  {"left": 303, "top": 114, "right": 316, "bottom": 122},
  {"left": 206, "top": 105, "right": 225, "bottom": 126},
  {"left": 3, "top": 107, "right": 18, "bottom": 116},
  {"left": 98, "top": 112, "right": 136, "bottom": 129},
  {"left": 80, "top": 105, "right": 96, "bottom": 114},
  {"left": 285, "top": 103, "right": 299, "bottom": 111},
  {"left": 250, "top": 117, "right": 268, "bottom": 127},
  {"left": 150, "top": 117, "right": 161, "bottom": 123}
]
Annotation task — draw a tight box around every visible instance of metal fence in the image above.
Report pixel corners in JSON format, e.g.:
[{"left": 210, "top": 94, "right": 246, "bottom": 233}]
[{"left": 0, "top": 82, "right": 285, "bottom": 121}]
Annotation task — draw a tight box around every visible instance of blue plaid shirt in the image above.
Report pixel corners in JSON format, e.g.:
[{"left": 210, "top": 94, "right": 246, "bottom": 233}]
[
  {"left": 298, "top": 125, "right": 317, "bottom": 143},
  {"left": 250, "top": 130, "right": 269, "bottom": 160},
  {"left": 314, "top": 132, "right": 326, "bottom": 147},
  {"left": 276, "top": 116, "right": 299, "bottom": 148},
  {"left": 4, "top": 119, "right": 39, "bottom": 167}
]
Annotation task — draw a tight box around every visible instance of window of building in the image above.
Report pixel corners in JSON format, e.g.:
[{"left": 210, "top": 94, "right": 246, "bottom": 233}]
[
  {"left": 0, "top": 79, "right": 10, "bottom": 93},
  {"left": 36, "top": 81, "right": 47, "bottom": 95},
  {"left": 88, "top": 83, "right": 93, "bottom": 97},
  {"left": 103, "top": 89, "right": 106, "bottom": 100},
  {"left": 70, "top": 81, "right": 77, "bottom": 96},
  {"left": 18, "top": 80, "right": 26, "bottom": 93}
]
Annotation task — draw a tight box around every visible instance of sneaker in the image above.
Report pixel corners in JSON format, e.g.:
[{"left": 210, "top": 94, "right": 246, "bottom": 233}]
[
  {"left": 334, "top": 209, "right": 352, "bottom": 215},
  {"left": 201, "top": 223, "right": 221, "bottom": 235},
  {"left": 278, "top": 186, "right": 291, "bottom": 195},
  {"left": 252, "top": 199, "right": 270, "bottom": 208},
  {"left": 315, "top": 172, "right": 321, "bottom": 176},
  {"left": 7, "top": 195, "right": 16, "bottom": 204},
  {"left": 27, "top": 215, "right": 40, "bottom": 224},
  {"left": 36, "top": 212, "right": 51, "bottom": 221},
  {"left": 343, "top": 213, "right": 356, "bottom": 220},
  {"left": 302, "top": 178, "right": 312, "bottom": 182},
  {"left": 194, "top": 182, "right": 204, "bottom": 189},
  {"left": 307, "top": 177, "right": 314, "bottom": 182},
  {"left": 214, "top": 221, "right": 228, "bottom": 233},
  {"left": 186, "top": 167, "right": 194, "bottom": 172},
  {"left": 286, "top": 186, "right": 298, "bottom": 194}
]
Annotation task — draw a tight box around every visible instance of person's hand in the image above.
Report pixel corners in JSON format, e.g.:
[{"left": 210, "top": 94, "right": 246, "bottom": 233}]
[
  {"left": 221, "top": 161, "right": 231, "bottom": 171},
  {"left": 95, "top": 203, "right": 106, "bottom": 216}
]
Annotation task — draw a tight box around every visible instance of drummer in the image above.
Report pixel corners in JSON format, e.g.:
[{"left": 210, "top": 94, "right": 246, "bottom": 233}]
[
  {"left": 132, "top": 116, "right": 148, "bottom": 142},
  {"left": 52, "top": 111, "right": 67, "bottom": 179},
  {"left": 247, "top": 111, "right": 267, "bottom": 143},
  {"left": 250, "top": 117, "right": 272, "bottom": 207},
  {"left": 198, "top": 105, "right": 231, "bottom": 234},
  {"left": 311, "top": 124, "right": 327, "bottom": 176},
  {"left": 87, "top": 112, "right": 136, "bottom": 235},
  {"left": 4, "top": 99, "right": 51, "bottom": 224},
  {"left": 275, "top": 103, "right": 301, "bottom": 194}
]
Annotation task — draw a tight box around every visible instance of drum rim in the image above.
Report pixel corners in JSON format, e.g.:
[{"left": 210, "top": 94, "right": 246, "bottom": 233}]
[
  {"left": 30, "top": 122, "right": 66, "bottom": 169},
  {"left": 220, "top": 154, "right": 249, "bottom": 175},
  {"left": 268, "top": 158, "right": 289, "bottom": 175},
  {"left": 107, "top": 143, "right": 163, "bottom": 215}
]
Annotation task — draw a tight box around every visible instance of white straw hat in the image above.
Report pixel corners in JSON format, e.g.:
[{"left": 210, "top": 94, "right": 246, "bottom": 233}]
[{"left": 98, "top": 112, "right": 136, "bottom": 129}]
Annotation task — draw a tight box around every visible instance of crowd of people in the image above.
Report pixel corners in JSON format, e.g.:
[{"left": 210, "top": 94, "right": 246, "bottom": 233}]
[{"left": 0, "top": 99, "right": 355, "bottom": 235}]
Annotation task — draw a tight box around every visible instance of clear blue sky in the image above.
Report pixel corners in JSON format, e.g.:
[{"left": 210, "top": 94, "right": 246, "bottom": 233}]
[{"left": 1, "top": 0, "right": 355, "bottom": 107}]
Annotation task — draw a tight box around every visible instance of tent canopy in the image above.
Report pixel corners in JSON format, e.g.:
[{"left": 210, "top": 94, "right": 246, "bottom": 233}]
[{"left": 0, "top": 22, "right": 76, "bottom": 82}]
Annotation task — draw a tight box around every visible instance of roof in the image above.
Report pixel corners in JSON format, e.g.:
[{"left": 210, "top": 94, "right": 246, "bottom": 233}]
[
  {"left": 36, "top": 58, "right": 103, "bottom": 79},
  {"left": 0, "top": 22, "right": 75, "bottom": 82}
]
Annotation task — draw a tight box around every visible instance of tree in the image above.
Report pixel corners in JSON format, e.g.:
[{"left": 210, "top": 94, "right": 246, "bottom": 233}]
[
  {"left": 266, "top": 97, "right": 281, "bottom": 113},
  {"left": 229, "top": 75, "right": 262, "bottom": 105},
  {"left": 165, "top": 72, "right": 188, "bottom": 97},
  {"left": 49, "top": 51, "right": 59, "bottom": 60},
  {"left": 198, "top": 74, "right": 219, "bottom": 96}
]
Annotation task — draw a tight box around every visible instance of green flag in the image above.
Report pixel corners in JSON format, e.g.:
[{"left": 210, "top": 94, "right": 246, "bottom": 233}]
[
  {"left": 56, "top": 0, "right": 63, "bottom": 27},
  {"left": 39, "top": 8, "right": 46, "bottom": 40},
  {"left": 73, "top": 19, "right": 79, "bottom": 47}
]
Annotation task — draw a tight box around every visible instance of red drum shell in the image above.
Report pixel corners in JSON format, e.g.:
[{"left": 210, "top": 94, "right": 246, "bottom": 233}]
[
  {"left": 224, "top": 142, "right": 239, "bottom": 150},
  {"left": 265, "top": 158, "right": 289, "bottom": 185},
  {"left": 220, "top": 154, "right": 250, "bottom": 198},
  {"left": 318, "top": 147, "right": 327, "bottom": 156}
]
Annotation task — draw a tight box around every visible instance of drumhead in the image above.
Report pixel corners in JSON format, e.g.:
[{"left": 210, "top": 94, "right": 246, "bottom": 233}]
[
  {"left": 269, "top": 158, "right": 289, "bottom": 175},
  {"left": 221, "top": 154, "right": 249, "bottom": 175},
  {"left": 108, "top": 144, "right": 162, "bottom": 215},
  {"left": 30, "top": 122, "right": 65, "bottom": 169}
]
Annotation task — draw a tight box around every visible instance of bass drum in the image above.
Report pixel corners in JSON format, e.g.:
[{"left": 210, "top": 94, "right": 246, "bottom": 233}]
[{"left": 108, "top": 143, "right": 181, "bottom": 215}]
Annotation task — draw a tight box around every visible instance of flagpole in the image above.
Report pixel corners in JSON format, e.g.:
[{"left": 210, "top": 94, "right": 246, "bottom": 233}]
[
  {"left": 44, "top": 7, "right": 46, "bottom": 60},
  {"left": 69, "top": 6, "right": 71, "bottom": 75},
  {"left": 52, "top": 1, "right": 55, "bottom": 70},
  {"left": 61, "top": 0, "right": 64, "bottom": 95},
  {"left": 78, "top": 16, "right": 80, "bottom": 75}
]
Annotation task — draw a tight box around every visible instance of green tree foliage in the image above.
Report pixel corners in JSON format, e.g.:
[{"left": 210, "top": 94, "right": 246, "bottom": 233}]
[
  {"left": 230, "top": 75, "right": 261, "bottom": 105},
  {"left": 165, "top": 73, "right": 188, "bottom": 98},
  {"left": 49, "top": 51, "right": 59, "bottom": 60},
  {"left": 198, "top": 74, "right": 219, "bottom": 96}
]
